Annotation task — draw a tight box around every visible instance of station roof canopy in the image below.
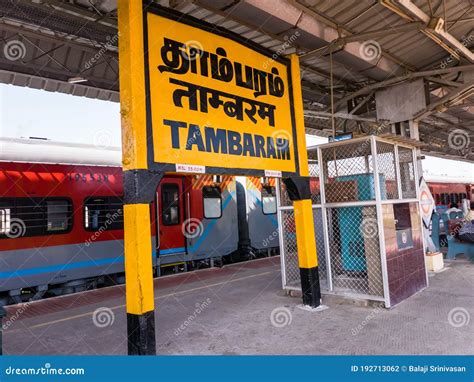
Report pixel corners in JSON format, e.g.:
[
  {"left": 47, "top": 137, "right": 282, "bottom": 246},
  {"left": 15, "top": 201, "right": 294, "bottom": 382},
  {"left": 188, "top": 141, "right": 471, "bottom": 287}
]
[{"left": 1, "top": 0, "right": 473, "bottom": 162}]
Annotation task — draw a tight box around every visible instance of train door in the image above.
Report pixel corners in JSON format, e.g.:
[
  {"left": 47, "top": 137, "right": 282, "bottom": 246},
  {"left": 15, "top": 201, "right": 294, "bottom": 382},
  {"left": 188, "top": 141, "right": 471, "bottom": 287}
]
[{"left": 156, "top": 177, "right": 186, "bottom": 257}]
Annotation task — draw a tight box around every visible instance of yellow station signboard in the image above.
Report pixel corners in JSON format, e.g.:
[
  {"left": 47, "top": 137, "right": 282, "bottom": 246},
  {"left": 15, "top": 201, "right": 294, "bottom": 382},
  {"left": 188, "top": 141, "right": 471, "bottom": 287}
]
[{"left": 143, "top": 6, "right": 301, "bottom": 177}]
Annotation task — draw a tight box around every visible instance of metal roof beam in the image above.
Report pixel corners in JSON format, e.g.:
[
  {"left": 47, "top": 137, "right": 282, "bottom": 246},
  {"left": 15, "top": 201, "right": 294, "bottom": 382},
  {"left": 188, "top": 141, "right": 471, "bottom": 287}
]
[
  {"left": 426, "top": 76, "right": 462, "bottom": 88},
  {"left": 237, "top": 0, "right": 406, "bottom": 79},
  {"left": 414, "top": 81, "right": 474, "bottom": 121},
  {"left": 0, "top": 0, "right": 117, "bottom": 46},
  {"left": 286, "top": 0, "right": 414, "bottom": 72},
  {"left": 333, "top": 64, "right": 474, "bottom": 110},
  {"left": 301, "top": 22, "right": 423, "bottom": 59},
  {"left": 388, "top": 0, "right": 474, "bottom": 62},
  {"left": 305, "top": 110, "right": 376, "bottom": 123},
  {"left": 192, "top": 0, "right": 357, "bottom": 88}
]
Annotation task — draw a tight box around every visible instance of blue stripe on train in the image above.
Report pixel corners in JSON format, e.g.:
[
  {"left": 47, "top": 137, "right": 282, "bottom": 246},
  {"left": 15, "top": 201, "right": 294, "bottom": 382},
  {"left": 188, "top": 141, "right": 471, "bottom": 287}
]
[
  {"left": 159, "top": 247, "right": 185, "bottom": 255},
  {"left": 0, "top": 246, "right": 159, "bottom": 280},
  {"left": 0, "top": 256, "right": 124, "bottom": 279}
]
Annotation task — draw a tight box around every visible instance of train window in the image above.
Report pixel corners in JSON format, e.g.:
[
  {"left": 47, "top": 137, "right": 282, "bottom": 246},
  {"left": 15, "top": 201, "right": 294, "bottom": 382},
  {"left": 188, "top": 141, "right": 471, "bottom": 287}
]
[
  {"left": 161, "top": 184, "right": 180, "bottom": 225},
  {"left": 0, "top": 208, "right": 10, "bottom": 235},
  {"left": 441, "top": 193, "right": 450, "bottom": 205},
  {"left": 47, "top": 200, "right": 71, "bottom": 232},
  {"left": 450, "top": 193, "right": 459, "bottom": 205},
  {"left": 0, "top": 198, "right": 72, "bottom": 238},
  {"left": 262, "top": 186, "right": 277, "bottom": 215},
  {"left": 203, "top": 186, "right": 222, "bottom": 219},
  {"left": 84, "top": 196, "right": 123, "bottom": 231}
]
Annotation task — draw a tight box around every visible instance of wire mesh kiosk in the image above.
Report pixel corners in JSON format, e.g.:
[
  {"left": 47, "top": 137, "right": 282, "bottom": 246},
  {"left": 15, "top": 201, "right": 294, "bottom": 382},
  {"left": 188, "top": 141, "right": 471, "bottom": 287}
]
[{"left": 278, "top": 135, "right": 428, "bottom": 308}]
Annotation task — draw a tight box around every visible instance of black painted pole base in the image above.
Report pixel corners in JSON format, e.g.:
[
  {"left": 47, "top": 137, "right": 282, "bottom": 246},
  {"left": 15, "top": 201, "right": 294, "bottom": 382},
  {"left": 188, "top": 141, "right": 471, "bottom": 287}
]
[
  {"left": 127, "top": 311, "right": 156, "bottom": 355},
  {"left": 299, "top": 267, "right": 321, "bottom": 308}
]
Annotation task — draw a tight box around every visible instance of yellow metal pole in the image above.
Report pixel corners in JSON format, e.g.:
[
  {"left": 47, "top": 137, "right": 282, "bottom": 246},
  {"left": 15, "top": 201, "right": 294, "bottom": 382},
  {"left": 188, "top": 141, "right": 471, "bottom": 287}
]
[
  {"left": 286, "top": 54, "right": 321, "bottom": 307},
  {"left": 118, "top": 0, "right": 156, "bottom": 355}
]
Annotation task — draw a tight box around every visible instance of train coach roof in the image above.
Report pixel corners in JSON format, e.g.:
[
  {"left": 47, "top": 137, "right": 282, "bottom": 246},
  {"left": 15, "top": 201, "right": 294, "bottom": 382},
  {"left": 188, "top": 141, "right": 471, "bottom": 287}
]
[
  {"left": 423, "top": 173, "right": 474, "bottom": 185},
  {"left": 0, "top": 137, "right": 122, "bottom": 167}
]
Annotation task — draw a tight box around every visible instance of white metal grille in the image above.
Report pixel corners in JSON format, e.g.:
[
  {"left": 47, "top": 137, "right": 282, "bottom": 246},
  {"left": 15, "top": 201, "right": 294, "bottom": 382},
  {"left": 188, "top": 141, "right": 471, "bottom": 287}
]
[
  {"left": 280, "top": 209, "right": 299, "bottom": 289},
  {"left": 326, "top": 205, "right": 384, "bottom": 297},
  {"left": 376, "top": 141, "right": 399, "bottom": 200},
  {"left": 321, "top": 139, "right": 375, "bottom": 204},
  {"left": 308, "top": 149, "right": 321, "bottom": 205},
  {"left": 279, "top": 207, "right": 328, "bottom": 291},
  {"left": 313, "top": 207, "right": 328, "bottom": 290},
  {"left": 398, "top": 146, "right": 417, "bottom": 199}
]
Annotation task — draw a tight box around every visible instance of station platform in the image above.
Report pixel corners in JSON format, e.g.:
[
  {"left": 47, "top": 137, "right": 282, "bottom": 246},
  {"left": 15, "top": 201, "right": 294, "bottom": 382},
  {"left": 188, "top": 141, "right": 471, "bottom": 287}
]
[{"left": 2, "top": 257, "right": 473, "bottom": 355}]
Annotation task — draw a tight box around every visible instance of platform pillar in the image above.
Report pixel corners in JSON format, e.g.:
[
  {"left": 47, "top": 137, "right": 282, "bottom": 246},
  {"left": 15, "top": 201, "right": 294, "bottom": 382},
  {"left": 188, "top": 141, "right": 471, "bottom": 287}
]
[
  {"left": 118, "top": 0, "right": 157, "bottom": 355},
  {"left": 285, "top": 54, "right": 321, "bottom": 308},
  {"left": 284, "top": 178, "right": 321, "bottom": 307},
  {"left": 124, "top": 203, "right": 156, "bottom": 355}
]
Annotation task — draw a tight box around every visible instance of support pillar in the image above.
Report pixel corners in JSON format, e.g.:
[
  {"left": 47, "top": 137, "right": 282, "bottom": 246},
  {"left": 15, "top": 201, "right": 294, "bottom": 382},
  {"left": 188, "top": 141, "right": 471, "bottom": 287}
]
[
  {"left": 286, "top": 54, "right": 321, "bottom": 308},
  {"left": 409, "top": 119, "right": 424, "bottom": 178},
  {"left": 122, "top": 170, "right": 163, "bottom": 355},
  {"left": 284, "top": 178, "right": 321, "bottom": 307},
  {"left": 124, "top": 203, "right": 156, "bottom": 355},
  {"left": 118, "top": 0, "right": 159, "bottom": 355}
]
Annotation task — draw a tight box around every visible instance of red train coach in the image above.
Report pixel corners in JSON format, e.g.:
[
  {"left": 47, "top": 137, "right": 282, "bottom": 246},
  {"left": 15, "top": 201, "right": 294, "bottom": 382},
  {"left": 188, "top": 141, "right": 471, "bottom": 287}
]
[
  {"left": 0, "top": 139, "right": 239, "bottom": 305},
  {"left": 425, "top": 174, "right": 474, "bottom": 207}
]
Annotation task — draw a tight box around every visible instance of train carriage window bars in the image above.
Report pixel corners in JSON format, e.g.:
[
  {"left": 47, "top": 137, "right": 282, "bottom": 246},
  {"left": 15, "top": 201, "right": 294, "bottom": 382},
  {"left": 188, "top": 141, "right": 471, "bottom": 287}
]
[
  {"left": 0, "top": 198, "right": 73, "bottom": 238},
  {"left": 84, "top": 196, "right": 123, "bottom": 231},
  {"left": 161, "top": 184, "right": 180, "bottom": 225}
]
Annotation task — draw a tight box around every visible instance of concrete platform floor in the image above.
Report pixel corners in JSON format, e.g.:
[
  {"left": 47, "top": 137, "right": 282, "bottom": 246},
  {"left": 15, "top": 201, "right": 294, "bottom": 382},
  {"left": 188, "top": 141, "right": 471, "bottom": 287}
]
[{"left": 2, "top": 257, "right": 473, "bottom": 355}]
